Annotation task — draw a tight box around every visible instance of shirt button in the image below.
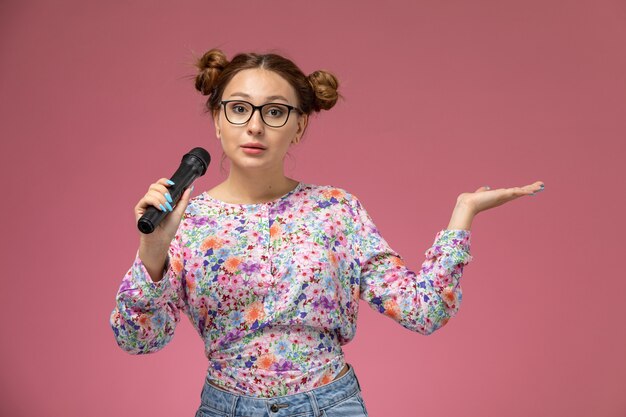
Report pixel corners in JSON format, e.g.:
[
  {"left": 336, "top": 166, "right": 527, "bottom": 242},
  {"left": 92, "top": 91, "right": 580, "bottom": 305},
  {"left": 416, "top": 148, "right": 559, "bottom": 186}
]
[{"left": 270, "top": 403, "right": 289, "bottom": 412}]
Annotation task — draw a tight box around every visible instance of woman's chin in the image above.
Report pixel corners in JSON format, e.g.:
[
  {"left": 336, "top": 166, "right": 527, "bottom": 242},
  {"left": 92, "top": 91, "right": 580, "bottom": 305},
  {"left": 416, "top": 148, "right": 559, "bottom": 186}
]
[{"left": 231, "top": 159, "right": 278, "bottom": 172}]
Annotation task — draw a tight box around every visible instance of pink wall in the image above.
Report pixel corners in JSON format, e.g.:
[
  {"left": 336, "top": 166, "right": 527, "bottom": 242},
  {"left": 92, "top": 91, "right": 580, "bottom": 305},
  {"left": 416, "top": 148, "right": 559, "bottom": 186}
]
[{"left": 1, "top": 1, "right": 625, "bottom": 416}]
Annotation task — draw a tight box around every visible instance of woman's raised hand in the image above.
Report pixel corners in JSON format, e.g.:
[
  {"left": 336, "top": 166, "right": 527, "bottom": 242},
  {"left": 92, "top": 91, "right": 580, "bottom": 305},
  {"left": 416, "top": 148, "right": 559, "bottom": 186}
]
[
  {"left": 134, "top": 178, "right": 194, "bottom": 282},
  {"left": 134, "top": 178, "right": 193, "bottom": 243},
  {"left": 457, "top": 181, "right": 545, "bottom": 215}
]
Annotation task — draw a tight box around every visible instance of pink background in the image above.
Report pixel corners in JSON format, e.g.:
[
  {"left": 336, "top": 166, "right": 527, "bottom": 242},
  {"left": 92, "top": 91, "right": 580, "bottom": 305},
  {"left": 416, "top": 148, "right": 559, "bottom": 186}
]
[{"left": 1, "top": 1, "right": 625, "bottom": 416}]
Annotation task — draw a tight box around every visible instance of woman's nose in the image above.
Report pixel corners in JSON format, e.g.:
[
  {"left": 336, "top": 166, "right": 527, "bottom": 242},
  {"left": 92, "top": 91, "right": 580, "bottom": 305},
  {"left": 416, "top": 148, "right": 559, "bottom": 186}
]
[{"left": 246, "top": 109, "right": 264, "bottom": 135}]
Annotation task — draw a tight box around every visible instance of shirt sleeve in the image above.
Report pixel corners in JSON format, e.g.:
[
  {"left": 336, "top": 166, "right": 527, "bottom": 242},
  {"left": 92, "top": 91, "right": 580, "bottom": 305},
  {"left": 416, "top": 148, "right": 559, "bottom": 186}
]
[
  {"left": 109, "top": 231, "right": 188, "bottom": 354},
  {"left": 350, "top": 196, "right": 473, "bottom": 335}
]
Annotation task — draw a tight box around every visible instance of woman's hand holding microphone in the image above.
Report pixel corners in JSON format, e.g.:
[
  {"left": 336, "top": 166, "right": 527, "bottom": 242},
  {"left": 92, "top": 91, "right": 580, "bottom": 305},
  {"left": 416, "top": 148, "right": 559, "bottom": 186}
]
[
  {"left": 134, "top": 178, "right": 194, "bottom": 282},
  {"left": 132, "top": 148, "right": 210, "bottom": 282}
]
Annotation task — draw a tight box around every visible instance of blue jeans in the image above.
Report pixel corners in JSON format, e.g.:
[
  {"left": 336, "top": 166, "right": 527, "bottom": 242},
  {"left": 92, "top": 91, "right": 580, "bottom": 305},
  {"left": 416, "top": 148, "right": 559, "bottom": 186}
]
[{"left": 195, "top": 363, "right": 369, "bottom": 417}]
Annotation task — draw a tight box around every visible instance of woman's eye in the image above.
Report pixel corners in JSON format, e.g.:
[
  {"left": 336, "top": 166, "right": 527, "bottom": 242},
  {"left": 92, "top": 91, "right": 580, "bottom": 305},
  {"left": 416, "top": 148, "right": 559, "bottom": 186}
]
[
  {"left": 233, "top": 105, "right": 248, "bottom": 114},
  {"left": 266, "top": 107, "right": 284, "bottom": 118}
]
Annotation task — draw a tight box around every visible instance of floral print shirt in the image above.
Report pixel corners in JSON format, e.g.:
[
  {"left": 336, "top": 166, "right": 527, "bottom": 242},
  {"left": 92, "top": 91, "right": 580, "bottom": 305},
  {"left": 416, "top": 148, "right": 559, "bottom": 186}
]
[{"left": 110, "top": 182, "right": 473, "bottom": 397}]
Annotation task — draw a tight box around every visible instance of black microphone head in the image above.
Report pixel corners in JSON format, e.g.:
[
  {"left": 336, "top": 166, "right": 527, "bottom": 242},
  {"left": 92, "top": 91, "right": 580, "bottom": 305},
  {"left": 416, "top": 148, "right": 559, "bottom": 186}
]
[{"left": 183, "top": 147, "right": 211, "bottom": 176}]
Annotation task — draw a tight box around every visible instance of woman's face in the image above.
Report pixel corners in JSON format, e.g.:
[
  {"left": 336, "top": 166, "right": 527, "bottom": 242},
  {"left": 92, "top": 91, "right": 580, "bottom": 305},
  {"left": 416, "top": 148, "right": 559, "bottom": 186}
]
[{"left": 213, "top": 68, "right": 308, "bottom": 173}]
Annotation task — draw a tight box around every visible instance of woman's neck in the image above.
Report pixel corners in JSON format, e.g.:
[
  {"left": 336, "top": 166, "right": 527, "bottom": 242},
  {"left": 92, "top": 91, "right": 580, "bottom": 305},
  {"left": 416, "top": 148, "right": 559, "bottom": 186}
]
[{"left": 216, "top": 167, "right": 299, "bottom": 204}]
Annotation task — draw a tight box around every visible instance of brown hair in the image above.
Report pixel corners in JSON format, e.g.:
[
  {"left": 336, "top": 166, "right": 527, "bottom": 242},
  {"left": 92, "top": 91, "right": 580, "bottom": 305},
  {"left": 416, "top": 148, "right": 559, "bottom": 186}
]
[{"left": 193, "top": 49, "right": 340, "bottom": 115}]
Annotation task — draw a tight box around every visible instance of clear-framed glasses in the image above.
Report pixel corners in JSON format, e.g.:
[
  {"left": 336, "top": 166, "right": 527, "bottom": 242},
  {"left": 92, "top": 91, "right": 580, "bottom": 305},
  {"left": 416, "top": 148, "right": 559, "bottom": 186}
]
[{"left": 220, "top": 100, "right": 302, "bottom": 128}]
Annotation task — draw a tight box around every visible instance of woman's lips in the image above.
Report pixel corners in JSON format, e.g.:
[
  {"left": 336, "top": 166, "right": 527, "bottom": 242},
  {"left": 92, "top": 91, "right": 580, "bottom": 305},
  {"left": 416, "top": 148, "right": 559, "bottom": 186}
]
[{"left": 241, "top": 146, "right": 265, "bottom": 155}]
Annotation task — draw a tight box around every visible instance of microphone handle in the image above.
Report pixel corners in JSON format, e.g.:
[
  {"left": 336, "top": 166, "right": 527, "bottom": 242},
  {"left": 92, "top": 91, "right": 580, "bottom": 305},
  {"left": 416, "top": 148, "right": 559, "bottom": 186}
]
[{"left": 137, "top": 161, "right": 202, "bottom": 234}]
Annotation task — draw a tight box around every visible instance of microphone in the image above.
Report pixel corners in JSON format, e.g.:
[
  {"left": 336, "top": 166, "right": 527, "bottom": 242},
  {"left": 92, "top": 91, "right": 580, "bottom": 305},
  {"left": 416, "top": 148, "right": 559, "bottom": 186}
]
[{"left": 137, "top": 147, "right": 211, "bottom": 234}]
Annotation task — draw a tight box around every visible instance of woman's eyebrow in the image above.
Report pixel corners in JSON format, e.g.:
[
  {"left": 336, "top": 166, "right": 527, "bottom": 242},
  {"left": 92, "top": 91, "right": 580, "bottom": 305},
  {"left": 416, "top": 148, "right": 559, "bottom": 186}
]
[
  {"left": 227, "top": 92, "right": 289, "bottom": 102},
  {"left": 265, "top": 95, "right": 289, "bottom": 102},
  {"left": 229, "top": 92, "right": 251, "bottom": 99}
]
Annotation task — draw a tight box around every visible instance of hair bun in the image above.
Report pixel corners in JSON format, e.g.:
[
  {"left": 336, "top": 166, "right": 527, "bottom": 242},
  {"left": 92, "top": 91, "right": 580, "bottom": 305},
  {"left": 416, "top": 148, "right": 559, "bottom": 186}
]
[
  {"left": 307, "top": 70, "right": 339, "bottom": 111},
  {"left": 194, "top": 49, "right": 229, "bottom": 96}
]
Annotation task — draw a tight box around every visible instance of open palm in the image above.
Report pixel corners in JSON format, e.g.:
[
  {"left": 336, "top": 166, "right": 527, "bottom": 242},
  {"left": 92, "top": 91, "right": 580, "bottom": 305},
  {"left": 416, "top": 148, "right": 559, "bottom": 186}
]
[{"left": 458, "top": 181, "right": 545, "bottom": 215}]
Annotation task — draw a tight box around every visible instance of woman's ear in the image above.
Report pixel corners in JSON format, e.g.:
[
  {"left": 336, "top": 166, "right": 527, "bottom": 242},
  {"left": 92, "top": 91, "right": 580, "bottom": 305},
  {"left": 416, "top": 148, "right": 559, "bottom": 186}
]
[
  {"left": 293, "top": 113, "right": 308, "bottom": 144},
  {"left": 212, "top": 109, "right": 221, "bottom": 139}
]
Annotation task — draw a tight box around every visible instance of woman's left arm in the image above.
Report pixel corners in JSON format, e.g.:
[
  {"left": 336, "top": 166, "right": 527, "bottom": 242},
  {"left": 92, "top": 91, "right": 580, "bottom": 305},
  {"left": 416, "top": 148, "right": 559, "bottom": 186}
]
[
  {"left": 447, "top": 181, "right": 545, "bottom": 230},
  {"left": 353, "top": 180, "right": 545, "bottom": 335}
]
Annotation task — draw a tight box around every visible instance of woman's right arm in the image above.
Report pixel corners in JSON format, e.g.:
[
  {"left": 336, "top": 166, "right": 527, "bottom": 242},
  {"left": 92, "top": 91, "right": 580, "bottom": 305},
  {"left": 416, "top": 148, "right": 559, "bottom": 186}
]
[{"left": 109, "top": 179, "right": 193, "bottom": 354}]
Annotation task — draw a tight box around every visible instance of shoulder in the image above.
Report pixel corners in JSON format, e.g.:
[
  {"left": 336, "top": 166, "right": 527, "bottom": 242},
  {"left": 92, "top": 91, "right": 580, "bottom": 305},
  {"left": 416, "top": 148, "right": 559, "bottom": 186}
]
[
  {"left": 299, "top": 183, "right": 363, "bottom": 211},
  {"left": 179, "top": 191, "right": 224, "bottom": 221},
  {"left": 300, "top": 183, "right": 352, "bottom": 199}
]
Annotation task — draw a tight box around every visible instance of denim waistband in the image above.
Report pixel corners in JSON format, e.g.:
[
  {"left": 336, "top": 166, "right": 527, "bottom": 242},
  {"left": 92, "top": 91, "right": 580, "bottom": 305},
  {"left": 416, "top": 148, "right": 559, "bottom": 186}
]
[{"left": 197, "top": 363, "right": 362, "bottom": 417}]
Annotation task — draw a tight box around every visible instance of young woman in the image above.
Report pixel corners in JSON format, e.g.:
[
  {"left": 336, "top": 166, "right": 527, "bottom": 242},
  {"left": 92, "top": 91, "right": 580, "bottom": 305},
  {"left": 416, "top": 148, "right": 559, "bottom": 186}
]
[{"left": 110, "top": 49, "right": 545, "bottom": 417}]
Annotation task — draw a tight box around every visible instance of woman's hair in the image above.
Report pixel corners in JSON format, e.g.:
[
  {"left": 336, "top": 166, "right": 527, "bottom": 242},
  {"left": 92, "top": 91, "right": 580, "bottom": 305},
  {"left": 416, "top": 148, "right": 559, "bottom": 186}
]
[{"left": 193, "top": 49, "right": 340, "bottom": 115}]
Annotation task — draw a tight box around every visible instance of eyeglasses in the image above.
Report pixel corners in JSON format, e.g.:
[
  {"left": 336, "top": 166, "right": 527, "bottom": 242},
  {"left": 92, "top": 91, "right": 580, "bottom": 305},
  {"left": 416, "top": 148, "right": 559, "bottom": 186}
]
[{"left": 220, "top": 100, "right": 302, "bottom": 128}]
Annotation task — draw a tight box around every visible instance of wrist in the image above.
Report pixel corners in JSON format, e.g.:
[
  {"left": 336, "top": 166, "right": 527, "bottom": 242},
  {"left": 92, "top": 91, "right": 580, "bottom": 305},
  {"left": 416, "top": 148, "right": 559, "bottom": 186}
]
[{"left": 447, "top": 202, "right": 475, "bottom": 231}]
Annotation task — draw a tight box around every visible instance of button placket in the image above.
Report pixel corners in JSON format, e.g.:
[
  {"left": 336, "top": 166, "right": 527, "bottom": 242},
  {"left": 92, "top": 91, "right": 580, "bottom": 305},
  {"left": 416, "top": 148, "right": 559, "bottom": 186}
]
[
  {"left": 263, "top": 203, "right": 278, "bottom": 283},
  {"left": 261, "top": 204, "right": 270, "bottom": 246}
]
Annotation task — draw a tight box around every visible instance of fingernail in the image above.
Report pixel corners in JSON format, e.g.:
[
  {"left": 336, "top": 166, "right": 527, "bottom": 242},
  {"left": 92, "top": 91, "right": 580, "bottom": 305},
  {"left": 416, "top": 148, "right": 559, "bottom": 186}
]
[
  {"left": 190, "top": 185, "right": 195, "bottom": 193},
  {"left": 484, "top": 185, "right": 491, "bottom": 190},
  {"left": 159, "top": 204, "right": 166, "bottom": 212},
  {"left": 165, "top": 201, "right": 173, "bottom": 211},
  {"left": 165, "top": 192, "right": 173, "bottom": 203},
  {"left": 166, "top": 179, "right": 175, "bottom": 185},
  {"left": 539, "top": 184, "right": 545, "bottom": 189}
]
